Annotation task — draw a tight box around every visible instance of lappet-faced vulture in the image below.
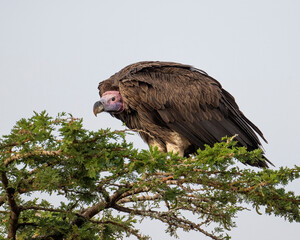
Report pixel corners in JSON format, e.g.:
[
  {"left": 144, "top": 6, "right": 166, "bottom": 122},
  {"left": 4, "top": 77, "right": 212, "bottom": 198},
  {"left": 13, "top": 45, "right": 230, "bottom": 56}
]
[{"left": 93, "top": 61, "right": 272, "bottom": 167}]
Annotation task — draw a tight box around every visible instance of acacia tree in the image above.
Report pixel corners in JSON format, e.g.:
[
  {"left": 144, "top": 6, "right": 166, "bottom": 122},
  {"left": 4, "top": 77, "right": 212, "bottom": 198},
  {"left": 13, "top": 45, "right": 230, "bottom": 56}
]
[{"left": 0, "top": 112, "right": 299, "bottom": 240}]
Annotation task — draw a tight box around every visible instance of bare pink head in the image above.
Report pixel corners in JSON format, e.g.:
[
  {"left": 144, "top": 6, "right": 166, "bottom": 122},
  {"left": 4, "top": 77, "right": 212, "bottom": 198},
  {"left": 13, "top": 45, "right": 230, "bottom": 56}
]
[{"left": 93, "top": 91, "right": 124, "bottom": 116}]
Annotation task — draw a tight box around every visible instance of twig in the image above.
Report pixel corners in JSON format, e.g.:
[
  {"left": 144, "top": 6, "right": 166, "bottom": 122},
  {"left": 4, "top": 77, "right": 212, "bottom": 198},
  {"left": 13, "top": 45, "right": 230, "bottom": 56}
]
[
  {"left": 118, "top": 194, "right": 162, "bottom": 204},
  {"left": 4, "top": 149, "right": 62, "bottom": 166}
]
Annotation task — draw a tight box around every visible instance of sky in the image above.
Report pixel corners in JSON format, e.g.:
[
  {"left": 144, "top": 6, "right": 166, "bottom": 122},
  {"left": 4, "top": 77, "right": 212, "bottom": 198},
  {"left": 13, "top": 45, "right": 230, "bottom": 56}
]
[{"left": 0, "top": 0, "right": 299, "bottom": 239}]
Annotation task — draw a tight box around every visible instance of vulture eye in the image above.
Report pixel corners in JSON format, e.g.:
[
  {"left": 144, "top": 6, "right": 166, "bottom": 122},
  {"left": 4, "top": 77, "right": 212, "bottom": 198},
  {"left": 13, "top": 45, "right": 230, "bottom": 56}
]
[{"left": 111, "top": 97, "right": 116, "bottom": 101}]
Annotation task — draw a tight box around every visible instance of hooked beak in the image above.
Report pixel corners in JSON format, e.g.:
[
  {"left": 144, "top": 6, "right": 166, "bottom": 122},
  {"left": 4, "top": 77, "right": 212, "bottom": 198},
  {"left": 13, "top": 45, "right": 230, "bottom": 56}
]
[{"left": 93, "top": 101, "right": 104, "bottom": 116}]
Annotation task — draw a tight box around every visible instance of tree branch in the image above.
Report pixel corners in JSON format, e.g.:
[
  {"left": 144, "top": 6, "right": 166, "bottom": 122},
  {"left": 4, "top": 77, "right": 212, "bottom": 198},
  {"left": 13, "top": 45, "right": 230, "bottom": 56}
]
[
  {"left": 4, "top": 149, "right": 62, "bottom": 166},
  {"left": 1, "top": 171, "right": 20, "bottom": 240},
  {"left": 117, "top": 194, "right": 162, "bottom": 204},
  {"left": 113, "top": 204, "right": 221, "bottom": 240},
  {"left": 89, "top": 220, "right": 149, "bottom": 240}
]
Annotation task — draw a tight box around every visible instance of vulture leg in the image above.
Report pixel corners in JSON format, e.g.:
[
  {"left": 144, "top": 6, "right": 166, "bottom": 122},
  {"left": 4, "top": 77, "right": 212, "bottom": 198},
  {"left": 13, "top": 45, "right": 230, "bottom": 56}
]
[
  {"left": 148, "top": 138, "right": 166, "bottom": 153},
  {"left": 166, "top": 142, "right": 185, "bottom": 157},
  {"left": 166, "top": 132, "right": 191, "bottom": 157}
]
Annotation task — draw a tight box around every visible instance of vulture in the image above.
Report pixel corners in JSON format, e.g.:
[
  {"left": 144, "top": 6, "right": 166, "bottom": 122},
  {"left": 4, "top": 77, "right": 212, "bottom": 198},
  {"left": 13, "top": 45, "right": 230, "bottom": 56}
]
[{"left": 93, "top": 61, "right": 272, "bottom": 168}]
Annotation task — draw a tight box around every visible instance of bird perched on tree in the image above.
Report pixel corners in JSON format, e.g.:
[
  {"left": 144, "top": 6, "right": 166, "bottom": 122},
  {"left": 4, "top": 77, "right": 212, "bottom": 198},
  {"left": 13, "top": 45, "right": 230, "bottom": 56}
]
[{"left": 93, "top": 61, "right": 271, "bottom": 167}]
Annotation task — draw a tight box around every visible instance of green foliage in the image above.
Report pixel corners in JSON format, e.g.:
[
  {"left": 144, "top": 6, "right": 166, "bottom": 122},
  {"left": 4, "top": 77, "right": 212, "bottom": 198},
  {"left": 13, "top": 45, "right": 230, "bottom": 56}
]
[{"left": 0, "top": 111, "right": 299, "bottom": 239}]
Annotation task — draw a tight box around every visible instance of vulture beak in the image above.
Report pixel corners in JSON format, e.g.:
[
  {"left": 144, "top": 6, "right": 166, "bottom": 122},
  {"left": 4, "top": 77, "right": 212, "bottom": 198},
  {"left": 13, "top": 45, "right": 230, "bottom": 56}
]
[{"left": 93, "top": 101, "right": 104, "bottom": 116}]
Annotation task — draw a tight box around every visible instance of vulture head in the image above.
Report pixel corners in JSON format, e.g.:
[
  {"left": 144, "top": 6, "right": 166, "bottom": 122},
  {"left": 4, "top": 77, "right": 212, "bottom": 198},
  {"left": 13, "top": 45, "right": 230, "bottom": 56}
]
[{"left": 93, "top": 91, "right": 124, "bottom": 116}]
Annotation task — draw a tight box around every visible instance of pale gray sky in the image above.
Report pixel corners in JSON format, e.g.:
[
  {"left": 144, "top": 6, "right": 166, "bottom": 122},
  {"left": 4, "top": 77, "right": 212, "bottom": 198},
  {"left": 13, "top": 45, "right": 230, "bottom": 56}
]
[{"left": 0, "top": 1, "right": 299, "bottom": 239}]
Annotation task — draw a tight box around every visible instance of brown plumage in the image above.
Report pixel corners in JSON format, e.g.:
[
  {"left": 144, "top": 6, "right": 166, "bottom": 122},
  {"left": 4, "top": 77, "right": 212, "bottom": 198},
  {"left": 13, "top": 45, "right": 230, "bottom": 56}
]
[{"left": 94, "top": 61, "right": 272, "bottom": 167}]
